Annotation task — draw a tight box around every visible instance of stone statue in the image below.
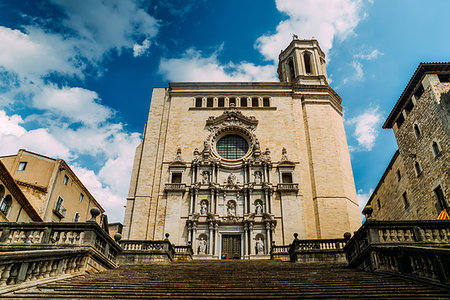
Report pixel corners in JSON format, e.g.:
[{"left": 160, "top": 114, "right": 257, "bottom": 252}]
[
  {"left": 198, "top": 237, "right": 207, "bottom": 254},
  {"left": 227, "top": 173, "right": 236, "bottom": 185},
  {"left": 254, "top": 171, "right": 262, "bottom": 184},
  {"left": 281, "top": 147, "right": 288, "bottom": 161},
  {"left": 256, "top": 237, "right": 264, "bottom": 254},
  {"left": 204, "top": 140, "right": 210, "bottom": 151},
  {"left": 227, "top": 201, "right": 236, "bottom": 216},
  {"left": 201, "top": 171, "right": 210, "bottom": 184},
  {"left": 254, "top": 139, "right": 260, "bottom": 151},
  {"left": 200, "top": 201, "right": 208, "bottom": 215},
  {"left": 255, "top": 202, "right": 263, "bottom": 215}
]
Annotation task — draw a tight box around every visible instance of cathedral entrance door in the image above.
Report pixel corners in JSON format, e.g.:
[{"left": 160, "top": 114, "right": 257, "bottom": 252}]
[{"left": 222, "top": 235, "right": 241, "bottom": 259}]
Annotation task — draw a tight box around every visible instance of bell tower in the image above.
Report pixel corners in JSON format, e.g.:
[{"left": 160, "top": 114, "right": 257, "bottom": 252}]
[{"left": 277, "top": 36, "right": 328, "bottom": 84}]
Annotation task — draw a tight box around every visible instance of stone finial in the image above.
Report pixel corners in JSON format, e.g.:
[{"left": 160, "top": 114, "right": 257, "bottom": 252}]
[
  {"left": 362, "top": 205, "right": 373, "bottom": 220},
  {"left": 88, "top": 207, "right": 101, "bottom": 222},
  {"left": 293, "top": 233, "right": 299, "bottom": 240},
  {"left": 164, "top": 233, "right": 170, "bottom": 241},
  {"left": 343, "top": 232, "right": 351, "bottom": 241},
  {"left": 193, "top": 148, "right": 200, "bottom": 156},
  {"left": 114, "top": 233, "right": 122, "bottom": 242}
]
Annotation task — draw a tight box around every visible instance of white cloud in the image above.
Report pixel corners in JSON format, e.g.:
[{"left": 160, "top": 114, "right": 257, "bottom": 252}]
[
  {"left": 346, "top": 107, "right": 382, "bottom": 151},
  {"left": 356, "top": 188, "right": 373, "bottom": 221},
  {"left": 0, "top": 110, "right": 72, "bottom": 158},
  {"left": 344, "top": 48, "right": 383, "bottom": 84},
  {"left": 71, "top": 165, "right": 126, "bottom": 222},
  {"left": 159, "top": 48, "right": 277, "bottom": 82},
  {"left": 133, "top": 39, "right": 151, "bottom": 57},
  {"left": 0, "top": 26, "right": 81, "bottom": 79},
  {"left": 50, "top": 0, "right": 158, "bottom": 60},
  {"left": 355, "top": 49, "right": 382, "bottom": 60},
  {"left": 255, "top": 0, "right": 365, "bottom": 61},
  {"left": 33, "top": 85, "right": 113, "bottom": 126}
]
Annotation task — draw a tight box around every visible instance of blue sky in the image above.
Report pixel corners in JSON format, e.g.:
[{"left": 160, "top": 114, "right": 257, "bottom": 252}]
[{"left": 0, "top": 0, "right": 449, "bottom": 222}]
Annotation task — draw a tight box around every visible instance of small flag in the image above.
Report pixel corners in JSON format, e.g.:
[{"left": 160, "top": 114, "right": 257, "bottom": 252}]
[{"left": 437, "top": 209, "right": 450, "bottom": 220}]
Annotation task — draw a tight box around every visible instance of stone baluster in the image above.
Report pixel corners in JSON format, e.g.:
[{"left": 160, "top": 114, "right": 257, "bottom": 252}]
[{"left": 0, "top": 264, "right": 11, "bottom": 286}]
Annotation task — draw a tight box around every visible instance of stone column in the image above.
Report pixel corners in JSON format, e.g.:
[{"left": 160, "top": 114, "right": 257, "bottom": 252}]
[
  {"left": 265, "top": 223, "right": 272, "bottom": 254},
  {"left": 243, "top": 189, "right": 247, "bottom": 214},
  {"left": 214, "top": 190, "right": 218, "bottom": 214},
  {"left": 263, "top": 189, "right": 267, "bottom": 214},
  {"left": 194, "top": 164, "right": 198, "bottom": 183},
  {"left": 262, "top": 163, "right": 267, "bottom": 183},
  {"left": 192, "top": 223, "right": 197, "bottom": 254},
  {"left": 188, "top": 224, "right": 192, "bottom": 243},
  {"left": 210, "top": 190, "right": 214, "bottom": 214},
  {"left": 193, "top": 188, "right": 198, "bottom": 214},
  {"left": 248, "top": 222, "right": 254, "bottom": 255},
  {"left": 244, "top": 223, "right": 249, "bottom": 257},
  {"left": 265, "top": 189, "right": 271, "bottom": 214},
  {"left": 209, "top": 222, "right": 214, "bottom": 255},
  {"left": 214, "top": 223, "right": 219, "bottom": 257},
  {"left": 190, "top": 190, "right": 195, "bottom": 214}
]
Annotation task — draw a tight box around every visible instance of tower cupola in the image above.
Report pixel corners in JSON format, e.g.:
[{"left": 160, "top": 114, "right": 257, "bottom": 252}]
[{"left": 277, "top": 37, "right": 328, "bottom": 84}]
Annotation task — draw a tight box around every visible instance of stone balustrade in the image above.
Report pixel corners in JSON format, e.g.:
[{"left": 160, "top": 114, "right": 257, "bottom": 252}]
[
  {"left": 118, "top": 237, "right": 176, "bottom": 264},
  {"left": 173, "top": 245, "right": 194, "bottom": 261},
  {"left": 276, "top": 183, "right": 299, "bottom": 192},
  {"left": 345, "top": 220, "right": 450, "bottom": 264},
  {"left": 164, "top": 183, "right": 186, "bottom": 192},
  {"left": 0, "top": 248, "right": 89, "bottom": 292},
  {"left": 0, "top": 222, "right": 121, "bottom": 266},
  {"left": 344, "top": 220, "right": 450, "bottom": 286},
  {"left": 270, "top": 245, "right": 290, "bottom": 261}
]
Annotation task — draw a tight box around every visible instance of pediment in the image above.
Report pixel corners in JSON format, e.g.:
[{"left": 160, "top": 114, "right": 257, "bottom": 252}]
[{"left": 206, "top": 108, "right": 258, "bottom": 131}]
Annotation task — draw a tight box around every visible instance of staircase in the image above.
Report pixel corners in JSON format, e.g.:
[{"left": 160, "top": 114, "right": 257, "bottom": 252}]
[{"left": 4, "top": 260, "right": 450, "bottom": 299}]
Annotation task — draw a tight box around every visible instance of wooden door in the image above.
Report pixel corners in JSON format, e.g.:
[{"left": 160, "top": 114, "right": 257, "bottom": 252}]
[{"left": 222, "top": 235, "right": 241, "bottom": 259}]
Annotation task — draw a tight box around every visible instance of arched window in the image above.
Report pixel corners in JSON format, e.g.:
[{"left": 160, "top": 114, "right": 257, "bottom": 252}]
[
  {"left": 432, "top": 141, "right": 440, "bottom": 156},
  {"left": 251, "top": 97, "right": 259, "bottom": 107},
  {"left": 228, "top": 97, "right": 236, "bottom": 107},
  {"left": 414, "top": 161, "right": 422, "bottom": 176},
  {"left": 195, "top": 97, "right": 202, "bottom": 108},
  {"left": 414, "top": 124, "right": 421, "bottom": 138},
  {"left": 263, "top": 97, "right": 270, "bottom": 107},
  {"left": 0, "top": 195, "right": 12, "bottom": 216},
  {"left": 240, "top": 97, "right": 247, "bottom": 107},
  {"left": 0, "top": 184, "right": 5, "bottom": 199},
  {"left": 218, "top": 97, "right": 225, "bottom": 107},
  {"left": 288, "top": 59, "right": 295, "bottom": 81},
  {"left": 304, "top": 52, "right": 312, "bottom": 74},
  {"left": 206, "top": 97, "right": 214, "bottom": 107}
]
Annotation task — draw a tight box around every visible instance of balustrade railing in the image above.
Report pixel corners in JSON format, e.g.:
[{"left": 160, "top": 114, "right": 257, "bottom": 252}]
[
  {"left": 277, "top": 183, "right": 299, "bottom": 192},
  {"left": 0, "top": 248, "right": 89, "bottom": 290},
  {"left": 164, "top": 183, "right": 186, "bottom": 192},
  {"left": 344, "top": 220, "right": 450, "bottom": 286},
  {"left": 0, "top": 221, "right": 121, "bottom": 265},
  {"left": 120, "top": 240, "right": 173, "bottom": 252}
]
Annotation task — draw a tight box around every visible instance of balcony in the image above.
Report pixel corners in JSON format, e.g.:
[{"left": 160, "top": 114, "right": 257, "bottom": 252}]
[
  {"left": 164, "top": 183, "right": 186, "bottom": 192},
  {"left": 53, "top": 205, "right": 67, "bottom": 218},
  {"left": 277, "top": 183, "right": 299, "bottom": 192}
]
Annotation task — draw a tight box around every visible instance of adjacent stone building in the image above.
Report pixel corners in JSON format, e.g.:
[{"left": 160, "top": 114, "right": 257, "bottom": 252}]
[
  {"left": 0, "top": 161, "right": 41, "bottom": 222},
  {"left": 123, "top": 38, "right": 361, "bottom": 259},
  {"left": 0, "top": 149, "right": 105, "bottom": 223},
  {"left": 366, "top": 63, "right": 450, "bottom": 220}
]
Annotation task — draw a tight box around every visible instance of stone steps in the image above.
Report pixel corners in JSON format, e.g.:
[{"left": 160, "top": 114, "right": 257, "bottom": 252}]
[{"left": 5, "top": 260, "right": 450, "bottom": 299}]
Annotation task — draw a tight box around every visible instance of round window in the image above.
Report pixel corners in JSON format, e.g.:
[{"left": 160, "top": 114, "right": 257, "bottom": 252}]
[{"left": 216, "top": 135, "right": 249, "bottom": 160}]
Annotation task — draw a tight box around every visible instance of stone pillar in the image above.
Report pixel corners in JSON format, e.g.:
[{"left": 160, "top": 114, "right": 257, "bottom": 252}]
[
  {"left": 190, "top": 189, "right": 195, "bottom": 214},
  {"left": 214, "top": 224, "right": 219, "bottom": 256},
  {"left": 192, "top": 223, "right": 197, "bottom": 254},
  {"left": 194, "top": 164, "right": 198, "bottom": 183},
  {"left": 248, "top": 222, "right": 254, "bottom": 255},
  {"left": 209, "top": 223, "right": 214, "bottom": 255},
  {"left": 266, "top": 189, "right": 271, "bottom": 214},
  {"left": 210, "top": 190, "right": 214, "bottom": 214},
  {"left": 265, "top": 223, "right": 272, "bottom": 254},
  {"left": 193, "top": 188, "right": 198, "bottom": 214},
  {"left": 188, "top": 224, "right": 192, "bottom": 243},
  {"left": 248, "top": 190, "right": 252, "bottom": 216},
  {"left": 262, "top": 163, "right": 267, "bottom": 183},
  {"left": 244, "top": 223, "right": 249, "bottom": 257},
  {"left": 266, "top": 164, "right": 270, "bottom": 182},
  {"left": 214, "top": 190, "right": 218, "bottom": 214},
  {"left": 243, "top": 189, "right": 247, "bottom": 214},
  {"left": 263, "top": 189, "right": 267, "bottom": 214}
]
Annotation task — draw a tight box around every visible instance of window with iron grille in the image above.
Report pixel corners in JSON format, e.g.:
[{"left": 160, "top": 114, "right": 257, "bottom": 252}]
[{"left": 216, "top": 135, "right": 249, "bottom": 160}]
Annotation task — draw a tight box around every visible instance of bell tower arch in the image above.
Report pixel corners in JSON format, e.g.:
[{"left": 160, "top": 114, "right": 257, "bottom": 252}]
[{"left": 277, "top": 36, "right": 328, "bottom": 84}]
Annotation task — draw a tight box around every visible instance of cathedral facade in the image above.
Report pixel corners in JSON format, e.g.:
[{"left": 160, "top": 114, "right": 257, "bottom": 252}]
[{"left": 123, "top": 38, "right": 361, "bottom": 259}]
